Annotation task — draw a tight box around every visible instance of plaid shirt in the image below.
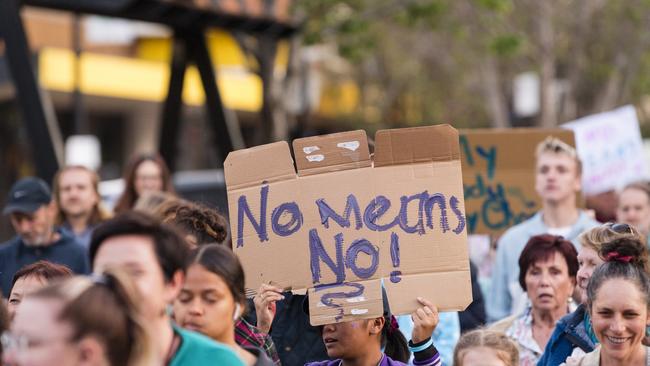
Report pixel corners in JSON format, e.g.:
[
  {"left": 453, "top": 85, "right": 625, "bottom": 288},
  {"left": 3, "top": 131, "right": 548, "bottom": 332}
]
[{"left": 235, "top": 318, "right": 281, "bottom": 365}]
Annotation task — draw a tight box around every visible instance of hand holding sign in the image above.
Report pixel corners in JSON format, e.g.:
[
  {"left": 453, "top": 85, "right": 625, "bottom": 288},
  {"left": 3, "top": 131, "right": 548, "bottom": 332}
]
[
  {"left": 411, "top": 297, "right": 439, "bottom": 344},
  {"left": 254, "top": 283, "right": 284, "bottom": 333}
]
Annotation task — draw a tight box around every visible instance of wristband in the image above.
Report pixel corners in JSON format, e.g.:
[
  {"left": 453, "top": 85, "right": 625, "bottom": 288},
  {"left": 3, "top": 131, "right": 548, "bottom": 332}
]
[{"left": 408, "top": 337, "right": 433, "bottom": 353}]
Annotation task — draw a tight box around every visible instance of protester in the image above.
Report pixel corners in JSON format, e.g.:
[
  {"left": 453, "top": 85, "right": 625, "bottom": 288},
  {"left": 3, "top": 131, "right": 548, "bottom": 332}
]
[
  {"left": 491, "top": 234, "right": 578, "bottom": 366},
  {"left": 2, "top": 269, "right": 157, "bottom": 366},
  {"left": 537, "top": 223, "right": 647, "bottom": 365},
  {"left": 453, "top": 329, "right": 519, "bottom": 366},
  {"left": 89, "top": 212, "right": 244, "bottom": 365},
  {"left": 616, "top": 181, "right": 650, "bottom": 242},
  {"left": 489, "top": 137, "right": 599, "bottom": 322},
  {"left": 174, "top": 244, "right": 277, "bottom": 365},
  {"left": 159, "top": 201, "right": 229, "bottom": 247},
  {"left": 0, "top": 177, "right": 89, "bottom": 296},
  {"left": 252, "top": 284, "right": 328, "bottom": 365},
  {"left": 305, "top": 296, "right": 442, "bottom": 366},
  {"left": 53, "top": 165, "right": 111, "bottom": 248},
  {"left": 7, "top": 260, "right": 73, "bottom": 321},
  {"left": 114, "top": 153, "right": 175, "bottom": 214},
  {"left": 561, "top": 231, "right": 650, "bottom": 365}
]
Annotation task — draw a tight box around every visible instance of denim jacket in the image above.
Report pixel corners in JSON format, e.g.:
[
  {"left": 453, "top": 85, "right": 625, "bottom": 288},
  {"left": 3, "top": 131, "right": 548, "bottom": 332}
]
[{"left": 537, "top": 304, "right": 597, "bottom": 366}]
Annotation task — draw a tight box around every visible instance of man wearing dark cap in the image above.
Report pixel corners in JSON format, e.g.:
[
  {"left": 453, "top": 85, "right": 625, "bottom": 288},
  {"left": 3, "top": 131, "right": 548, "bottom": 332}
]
[{"left": 0, "top": 177, "right": 89, "bottom": 297}]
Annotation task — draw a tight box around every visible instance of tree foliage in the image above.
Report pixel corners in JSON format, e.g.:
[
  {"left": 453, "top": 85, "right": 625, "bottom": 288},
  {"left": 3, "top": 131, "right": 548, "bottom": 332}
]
[{"left": 294, "top": 0, "right": 650, "bottom": 131}]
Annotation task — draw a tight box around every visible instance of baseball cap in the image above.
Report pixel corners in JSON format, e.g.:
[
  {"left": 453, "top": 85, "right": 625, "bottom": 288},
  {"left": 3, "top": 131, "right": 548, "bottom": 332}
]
[{"left": 3, "top": 177, "right": 52, "bottom": 215}]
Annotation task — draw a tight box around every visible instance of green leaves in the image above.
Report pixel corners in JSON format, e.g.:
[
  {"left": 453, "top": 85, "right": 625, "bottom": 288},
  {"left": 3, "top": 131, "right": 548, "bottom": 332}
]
[{"left": 489, "top": 34, "right": 521, "bottom": 56}]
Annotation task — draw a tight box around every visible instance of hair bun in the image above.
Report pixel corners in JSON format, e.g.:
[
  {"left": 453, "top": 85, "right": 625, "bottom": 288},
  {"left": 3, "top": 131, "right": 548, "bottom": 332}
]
[{"left": 600, "top": 237, "right": 647, "bottom": 269}]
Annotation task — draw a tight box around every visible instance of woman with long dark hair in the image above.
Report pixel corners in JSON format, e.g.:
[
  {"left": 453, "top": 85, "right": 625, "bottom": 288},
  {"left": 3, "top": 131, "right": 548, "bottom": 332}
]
[{"left": 114, "top": 153, "right": 175, "bottom": 214}]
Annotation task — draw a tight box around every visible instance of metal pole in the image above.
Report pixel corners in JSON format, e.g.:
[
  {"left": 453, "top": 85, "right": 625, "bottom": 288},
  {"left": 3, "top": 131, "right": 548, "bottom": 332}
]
[{"left": 0, "top": 0, "right": 59, "bottom": 182}]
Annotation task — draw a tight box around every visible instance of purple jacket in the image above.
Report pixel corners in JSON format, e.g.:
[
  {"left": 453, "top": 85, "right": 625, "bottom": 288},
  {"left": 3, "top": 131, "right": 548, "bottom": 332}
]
[
  {"left": 305, "top": 355, "right": 406, "bottom": 366},
  {"left": 305, "top": 351, "right": 441, "bottom": 366}
]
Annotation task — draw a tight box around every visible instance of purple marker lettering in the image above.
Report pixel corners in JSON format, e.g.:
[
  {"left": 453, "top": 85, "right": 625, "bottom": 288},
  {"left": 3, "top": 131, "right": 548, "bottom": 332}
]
[
  {"left": 425, "top": 193, "right": 450, "bottom": 233},
  {"left": 316, "top": 195, "right": 363, "bottom": 230},
  {"left": 309, "top": 229, "right": 345, "bottom": 284},
  {"left": 389, "top": 232, "right": 401, "bottom": 283},
  {"left": 345, "top": 239, "right": 379, "bottom": 279},
  {"left": 236, "top": 184, "right": 269, "bottom": 247}
]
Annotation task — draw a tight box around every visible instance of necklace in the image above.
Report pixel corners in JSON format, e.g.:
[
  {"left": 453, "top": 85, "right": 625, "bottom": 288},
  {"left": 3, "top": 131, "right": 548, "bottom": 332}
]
[{"left": 164, "top": 331, "right": 181, "bottom": 365}]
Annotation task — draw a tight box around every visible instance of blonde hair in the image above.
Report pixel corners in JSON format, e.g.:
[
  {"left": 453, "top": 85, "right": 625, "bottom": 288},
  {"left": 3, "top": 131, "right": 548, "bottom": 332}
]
[
  {"left": 535, "top": 136, "right": 582, "bottom": 175},
  {"left": 454, "top": 329, "right": 519, "bottom": 366},
  {"left": 579, "top": 223, "right": 648, "bottom": 271},
  {"left": 30, "top": 269, "right": 156, "bottom": 366},
  {"left": 53, "top": 165, "right": 112, "bottom": 226}
]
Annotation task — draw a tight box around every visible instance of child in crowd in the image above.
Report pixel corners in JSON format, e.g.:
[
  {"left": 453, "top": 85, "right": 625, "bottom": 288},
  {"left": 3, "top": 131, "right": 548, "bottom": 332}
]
[{"left": 453, "top": 329, "right": 519, "bottom": 366}]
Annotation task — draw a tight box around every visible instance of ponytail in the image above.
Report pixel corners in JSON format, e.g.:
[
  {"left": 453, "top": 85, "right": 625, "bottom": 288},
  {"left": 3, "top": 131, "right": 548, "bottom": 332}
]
[{"left": 381, "top": 315, "right": 410, "bottom": 363}]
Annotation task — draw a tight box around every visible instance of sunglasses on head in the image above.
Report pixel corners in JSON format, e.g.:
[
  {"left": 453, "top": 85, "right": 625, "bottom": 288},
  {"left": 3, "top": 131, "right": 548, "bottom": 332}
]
[{"left": 606, "top": 222, "right": 633, "bottom": 234}]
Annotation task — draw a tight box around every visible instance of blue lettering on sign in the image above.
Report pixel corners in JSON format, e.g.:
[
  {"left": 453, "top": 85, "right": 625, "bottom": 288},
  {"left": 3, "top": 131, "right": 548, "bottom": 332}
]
[
  {"left": 476, "top": 146, "right": 496, "bottom": 179},
  {"left": 316, "top": 195, "right": 363, "bottom": 230},
  {"left": 398, "top": 192, "right": 427, "bottom": 235},
  {"left": 271, "top": 202, "right": 303, "bottom": 237},
  {"left": 450, "top": 195, "right": 466, "bottom": 234},
  {"left": 364, "top": 196, "right": 399, "bottom": 232},
  {"left": 389, "top": 232, "right": 401, "bottom": 283},
  {"left": 345, "top": 239, "right": 380, "bottom": 279},
  {"left": 309, "top": 229, "right": 345, "bottom": 284},
  {"left": 236, "top": 185, "right": 269, "bottom": 247},
  {"left": 462, "top": 138, "right": 538, "bottom": 233},
  {"left": 424, "top": 193, "right": 450, "bottom": 233},
  {"left": 314, "top": 282, "right": 366, "bottom": 322}
]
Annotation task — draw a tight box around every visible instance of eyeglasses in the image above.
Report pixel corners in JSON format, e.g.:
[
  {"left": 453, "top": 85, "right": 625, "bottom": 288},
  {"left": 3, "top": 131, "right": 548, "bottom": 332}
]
[
  {"left": 605, "top": 222, "right": 633, "bottom": 234},
  {"left": 1, "top": 331, "right": 70, "bottom": 352},
  {"left": 1, "top": 332, "right": 30, "bottom": 352}
]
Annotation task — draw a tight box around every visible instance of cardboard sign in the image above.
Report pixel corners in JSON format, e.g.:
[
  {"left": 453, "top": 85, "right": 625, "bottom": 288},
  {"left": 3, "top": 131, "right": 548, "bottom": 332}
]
[
  {"left": 563, "top": 105, "right": 650, "bottom": 195},
  {"left": 225, "top": 125, "right": 472, "bottom": 326},
  {"left": 460, "top": 128, "right": 576, "bottom": 236}
]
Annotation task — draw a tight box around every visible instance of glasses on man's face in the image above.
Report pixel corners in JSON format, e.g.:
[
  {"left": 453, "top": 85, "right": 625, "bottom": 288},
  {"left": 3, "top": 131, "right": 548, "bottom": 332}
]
[
  {"left": 606, "top": 222, "right": 633, "bottom": 234},
  {"left": 1, "top": 331, "right": 68, "bottom": 353}
]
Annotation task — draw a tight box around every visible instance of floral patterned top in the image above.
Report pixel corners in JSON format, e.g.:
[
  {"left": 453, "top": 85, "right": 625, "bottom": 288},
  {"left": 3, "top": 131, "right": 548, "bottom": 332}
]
[{"left": 491, "top": 307, "right": 543, "bottom": 366}]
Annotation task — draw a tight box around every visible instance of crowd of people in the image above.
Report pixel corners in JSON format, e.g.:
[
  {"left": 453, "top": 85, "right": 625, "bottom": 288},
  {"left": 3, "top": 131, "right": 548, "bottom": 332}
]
[{"left": 0, "top": 140, "right": 648, "bottom": 366}]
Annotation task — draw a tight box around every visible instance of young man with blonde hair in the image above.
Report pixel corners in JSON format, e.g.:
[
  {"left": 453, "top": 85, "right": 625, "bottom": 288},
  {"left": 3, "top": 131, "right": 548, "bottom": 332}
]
[
  {"left": 487, "top": 137, "right": 599, "bottom": 322},
  {"left": 53, "top": 165, "right": 111, "bottom": 248}
]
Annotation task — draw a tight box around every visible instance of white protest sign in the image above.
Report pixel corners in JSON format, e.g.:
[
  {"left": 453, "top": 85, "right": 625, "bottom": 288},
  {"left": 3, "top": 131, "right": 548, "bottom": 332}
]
[{"left": 563, "top": 105, "right": 650, "bottom": 195}]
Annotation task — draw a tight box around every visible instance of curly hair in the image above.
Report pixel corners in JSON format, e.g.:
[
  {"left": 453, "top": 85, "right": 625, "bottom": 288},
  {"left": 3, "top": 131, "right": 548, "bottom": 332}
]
[{"left": 160, "top": 201, "right": 229, "bottom": 245}]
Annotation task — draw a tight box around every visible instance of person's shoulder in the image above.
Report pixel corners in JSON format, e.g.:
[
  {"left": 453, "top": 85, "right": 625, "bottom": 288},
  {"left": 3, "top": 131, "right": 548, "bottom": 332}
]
[
  {"left": 498, "top": 213, "right": 542, "bottom": 246},
  {"left": 560, "top": 305, "right": 587, "bottom": 328},
  {"left": 175, "top": 327, "right": 244, "bottom": 365},
  {"left": 0, "top": 237, "right": 20, "bottom": 259},
  {"left": 489, "top": 313, "right": 518, "bottom": 333},
  {"left": 0, "top": 236, "right": 19, "bottom": 251},
  {"left": 576, "top": 212, "right": 600, "bottom": 230},
  {"left": 304, "top": 361, "right": 337, "bottom": 366}
]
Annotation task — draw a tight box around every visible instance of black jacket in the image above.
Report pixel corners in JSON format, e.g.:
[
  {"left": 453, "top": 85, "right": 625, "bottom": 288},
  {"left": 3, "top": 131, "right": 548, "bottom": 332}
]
[{"left": 458, "top": 261, "right": 486, "bottom": 333}]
